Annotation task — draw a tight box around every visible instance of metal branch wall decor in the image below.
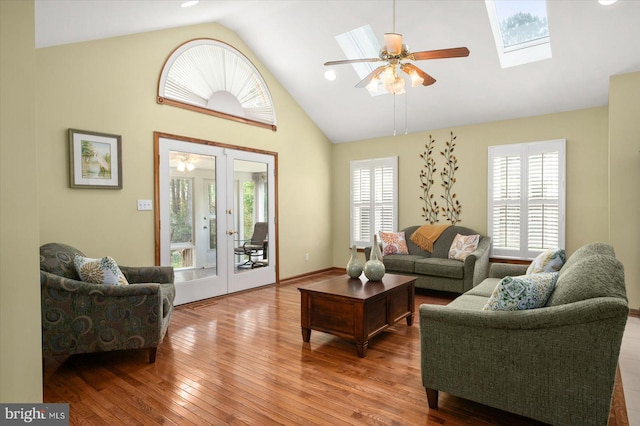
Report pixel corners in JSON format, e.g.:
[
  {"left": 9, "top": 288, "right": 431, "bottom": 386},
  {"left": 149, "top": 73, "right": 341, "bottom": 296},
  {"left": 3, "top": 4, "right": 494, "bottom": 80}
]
[
  {"left": 419, "top": 135, "right": 439, "bottom": 224},
  {"left": 418, "top": 131, "right": 462, "bottom": 225},
  {"left": 440, "top": 131, "right": 461, "bottom": 225}
]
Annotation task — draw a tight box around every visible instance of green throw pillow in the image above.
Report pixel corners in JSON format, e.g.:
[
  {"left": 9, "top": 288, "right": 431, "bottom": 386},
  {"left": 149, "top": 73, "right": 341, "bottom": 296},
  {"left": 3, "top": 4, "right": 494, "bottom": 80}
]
[
  {"left": 73, "top": 255, "right": 129, "bottom": 286},
  {"left": 483, "top": 273, "right": 559, "bottom": 311}
]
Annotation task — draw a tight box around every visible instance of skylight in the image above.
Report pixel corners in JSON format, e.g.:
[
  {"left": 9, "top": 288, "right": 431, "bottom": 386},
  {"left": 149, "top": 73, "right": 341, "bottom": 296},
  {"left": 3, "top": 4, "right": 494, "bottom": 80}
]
[
  {"left": 485, "top": 0, "right": 552, "bottom": 68},
  {"left": 334, "top": 25, "right": 382, "bottom": 94}
]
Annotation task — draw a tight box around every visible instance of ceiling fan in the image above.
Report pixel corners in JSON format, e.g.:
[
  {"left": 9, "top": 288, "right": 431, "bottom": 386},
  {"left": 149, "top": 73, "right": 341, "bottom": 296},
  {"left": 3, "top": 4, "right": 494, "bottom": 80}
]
[{"left": 324, "top": 1, "right": 470, "bottom": 94}]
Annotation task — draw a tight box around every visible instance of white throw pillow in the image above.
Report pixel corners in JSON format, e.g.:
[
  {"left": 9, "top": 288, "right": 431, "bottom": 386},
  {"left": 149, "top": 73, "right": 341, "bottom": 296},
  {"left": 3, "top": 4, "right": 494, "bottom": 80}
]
[
  {"left": 448, "top": 234, "right": 480, "bottom": 261},
  {"left": 73, "top": 255, "right": 129, "bottom": 286}
]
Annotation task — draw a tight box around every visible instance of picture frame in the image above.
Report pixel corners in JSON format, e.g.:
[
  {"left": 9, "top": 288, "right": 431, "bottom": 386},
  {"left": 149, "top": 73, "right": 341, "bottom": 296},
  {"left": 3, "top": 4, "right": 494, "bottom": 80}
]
[{"left": 68, "top": 128, "right": 122, "bottom": 189}]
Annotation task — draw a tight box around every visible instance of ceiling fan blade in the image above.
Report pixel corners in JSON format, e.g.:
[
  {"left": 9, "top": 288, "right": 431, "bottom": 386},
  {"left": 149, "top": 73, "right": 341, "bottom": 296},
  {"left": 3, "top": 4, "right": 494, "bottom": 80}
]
[
  {"left": 409, "top": 47, "right": 470, "bottom": 61},
  {"left": 401, "top": 63, "right": 436, "bottom": 86},
  {"left": 355, "top": 65, "right": 387, "bottom": 88},
  {"left": 324, "top": 58, "right": 382, "bottom": 66}
]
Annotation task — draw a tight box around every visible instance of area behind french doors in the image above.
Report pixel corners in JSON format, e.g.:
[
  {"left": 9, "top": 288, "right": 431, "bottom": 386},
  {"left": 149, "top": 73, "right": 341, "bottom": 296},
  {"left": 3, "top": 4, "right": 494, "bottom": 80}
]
[{"left": 155, "top": 133, "right": 277, "bottom": 305}]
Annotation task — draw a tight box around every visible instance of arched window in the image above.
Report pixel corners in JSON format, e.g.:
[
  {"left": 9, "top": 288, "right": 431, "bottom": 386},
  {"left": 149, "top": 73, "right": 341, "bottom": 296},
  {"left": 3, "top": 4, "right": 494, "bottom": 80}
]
[{"left": 158, "top": 39, "right": 277, "bottom": 131}]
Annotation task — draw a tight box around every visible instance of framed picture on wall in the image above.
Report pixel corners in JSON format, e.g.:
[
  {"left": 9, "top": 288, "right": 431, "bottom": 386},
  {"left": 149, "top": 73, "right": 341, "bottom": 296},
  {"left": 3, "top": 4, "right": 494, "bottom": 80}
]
[{"left": 68, "top": 128, "right": 122, "bottom": 189}]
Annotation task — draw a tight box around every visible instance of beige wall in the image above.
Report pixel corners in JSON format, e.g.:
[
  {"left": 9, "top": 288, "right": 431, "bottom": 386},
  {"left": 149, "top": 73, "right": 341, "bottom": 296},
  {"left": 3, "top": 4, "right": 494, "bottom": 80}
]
[
  {"left": 0, "top": 0, "right": 43, "bottom": 402},
  {"left": 332, "top": 107, "right": 611, "bottom": 275},
  {"left": 609, "top": 71, "right": 640, "bottom": 310},
  {"left": 36, "top": 23, "right": 333, "bottom": 279}
]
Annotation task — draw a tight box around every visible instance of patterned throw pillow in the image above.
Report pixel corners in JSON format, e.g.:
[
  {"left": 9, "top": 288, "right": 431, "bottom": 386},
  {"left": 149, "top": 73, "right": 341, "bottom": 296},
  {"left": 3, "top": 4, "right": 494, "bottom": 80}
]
[
  {"left": 73, "top": 255, "right": 129, "bottom": 286},
  {"left": 482, "top": 273, "right": 559, "bottom": 311},
  {"left": 378, "top": 231, "right": 409, "bottom": 255},
  {"left": 448, "top": 234, "right": 480, "bottom": 261},
  {"left": 526, "top": 248, "right": 567, "bottom": 274}
]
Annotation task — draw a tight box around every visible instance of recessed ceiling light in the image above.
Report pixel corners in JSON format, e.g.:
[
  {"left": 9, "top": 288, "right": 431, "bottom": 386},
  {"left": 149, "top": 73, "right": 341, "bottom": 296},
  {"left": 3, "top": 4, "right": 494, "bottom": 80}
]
[
  {"left": 324, "top": 70, "right": 337, "bottom": 81},
  {"left": 181, "top": 0, "right": 199, "bottom": 8},
  {"left": 598, "top": 0, "right": 617, "bottom": 5}
]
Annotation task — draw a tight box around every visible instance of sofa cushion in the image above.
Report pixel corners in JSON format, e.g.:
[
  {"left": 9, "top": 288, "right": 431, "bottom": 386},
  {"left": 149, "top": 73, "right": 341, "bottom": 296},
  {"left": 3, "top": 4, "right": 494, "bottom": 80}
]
[
  {"left": 382, "top": 254, "right": 425, "bottom": 273},
  {"left": 378, "top": 231, "right": 409, "bottom": 255},
  {"left": 465, "top": 277, "right": 502, "bottom": 297},
  {"left": 448, "top": 233, "right": 479, "bottom": 261},
  {"left": 447, "top": 294, "right": 489, "bottom": 310},
  {"left": 483, "top": 273, "right": 558, "bottom": 311},
  {"left": 40, "top": 243, "right": 86, "bottom": 280},
  {"left": 415, "top": 258, "right": 464, "bottom": 279},
  {"left": 526, "top": 248, "right": 566, "bottom": 274},
  {"left": 546, "top": 254, "right": 626, "bottom": 306},
  {"left": 560, "top": 242, "right": 615, "bottom": 273}
]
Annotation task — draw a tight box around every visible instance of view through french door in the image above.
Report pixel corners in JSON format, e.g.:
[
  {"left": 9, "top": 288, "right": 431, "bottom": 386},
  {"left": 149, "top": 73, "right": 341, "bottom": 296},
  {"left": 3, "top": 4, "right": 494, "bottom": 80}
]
[{"left": 155, "top": 133, "right": 277, "bottom": 305}]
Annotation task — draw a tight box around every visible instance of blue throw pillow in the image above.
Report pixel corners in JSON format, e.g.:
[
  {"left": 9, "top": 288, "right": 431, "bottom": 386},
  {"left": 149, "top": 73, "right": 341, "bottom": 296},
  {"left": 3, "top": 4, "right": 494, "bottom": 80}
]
[{"left": 483, "top": 273, "right": 559, "bottom": 311}]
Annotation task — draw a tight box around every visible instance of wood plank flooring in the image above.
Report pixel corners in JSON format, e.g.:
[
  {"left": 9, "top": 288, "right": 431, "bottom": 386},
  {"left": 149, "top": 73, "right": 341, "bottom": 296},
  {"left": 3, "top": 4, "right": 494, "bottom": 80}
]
[{"left": 43, "top": 271, "right": 636, "bottom": 425}]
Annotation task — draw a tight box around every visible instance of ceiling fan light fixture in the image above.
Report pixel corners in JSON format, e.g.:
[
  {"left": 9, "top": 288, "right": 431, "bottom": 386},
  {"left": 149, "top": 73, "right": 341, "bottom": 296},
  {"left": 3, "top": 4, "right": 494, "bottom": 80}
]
[
  {"left": 384, "top": 76, "right": 405, "bottom": 95},
  {"left": 408, "top": 69, "right": 424, "bottom": 87},
  {"left": 381, "top": 65, "right": 396, "bottom": 84},
  {"left": 366, "top": 76, "right": 379, "bottom": 93},
  {"left": 384, "top": 33, "right": 403, "bottom": 55}
]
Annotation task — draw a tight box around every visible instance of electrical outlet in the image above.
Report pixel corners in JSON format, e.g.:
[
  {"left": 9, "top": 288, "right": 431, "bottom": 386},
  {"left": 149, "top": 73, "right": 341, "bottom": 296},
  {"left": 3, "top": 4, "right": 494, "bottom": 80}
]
[
  {"left": 305, "top": 253, "right": 309, "bottom": 261},
  {"left": 137, "top": 199, "right": 153, "bottom": 211}
]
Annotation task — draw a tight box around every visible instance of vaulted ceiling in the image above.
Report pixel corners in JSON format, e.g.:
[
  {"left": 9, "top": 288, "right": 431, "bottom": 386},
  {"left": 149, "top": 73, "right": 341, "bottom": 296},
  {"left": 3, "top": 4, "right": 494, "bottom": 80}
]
[{"left": 35, "top": 0, "right": 640, "bottom": 143}]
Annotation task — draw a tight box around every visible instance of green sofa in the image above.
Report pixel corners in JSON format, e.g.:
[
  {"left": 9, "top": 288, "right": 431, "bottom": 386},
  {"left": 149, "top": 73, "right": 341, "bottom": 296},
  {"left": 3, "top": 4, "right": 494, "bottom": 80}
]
[
  {"left": 419, "top": 242, "right": 629, "bottom": 425},
  {"left": 40, "top": 243, "right": 175, "bottom": 363},
  {"left": 365, "top": 226, "right": 491, "bottom": 293}
]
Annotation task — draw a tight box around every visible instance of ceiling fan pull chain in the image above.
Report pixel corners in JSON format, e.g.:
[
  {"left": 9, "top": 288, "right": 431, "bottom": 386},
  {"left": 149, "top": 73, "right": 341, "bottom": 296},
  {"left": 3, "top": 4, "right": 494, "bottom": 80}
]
[
  {"left": 393, "top": 93, "right": 397, "bottom": 136},
  {"left": 405, "top": 89, "right": 408, "bottom": 135}
]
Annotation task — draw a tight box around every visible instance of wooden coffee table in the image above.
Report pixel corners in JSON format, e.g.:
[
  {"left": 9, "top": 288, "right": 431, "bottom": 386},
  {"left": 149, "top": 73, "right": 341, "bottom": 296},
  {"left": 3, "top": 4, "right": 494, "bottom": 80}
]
[{"left": 298, "top": 273, "right": 416, "bottom": 357}]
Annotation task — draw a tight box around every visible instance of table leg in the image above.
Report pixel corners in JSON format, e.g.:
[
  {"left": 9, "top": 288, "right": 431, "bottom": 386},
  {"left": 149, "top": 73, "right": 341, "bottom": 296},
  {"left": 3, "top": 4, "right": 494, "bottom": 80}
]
[
  {"left": 301, "top": 327, "right": 311, "bottom": 342},
  {"left": 356, "top": 341, "right": 368, "bottom": 358},
  {"left": 406, "top": 313, "right": 413, "bottom": 326}
]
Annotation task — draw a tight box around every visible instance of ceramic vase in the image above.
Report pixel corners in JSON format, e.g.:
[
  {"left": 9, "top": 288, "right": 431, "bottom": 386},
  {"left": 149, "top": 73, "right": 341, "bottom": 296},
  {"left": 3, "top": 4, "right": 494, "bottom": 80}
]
[
  {"left": 346, "top": 245, "right": 363, "bottom": 278},
  {"left": 364, "top": 235, "right": 385, "bottom": 281}
]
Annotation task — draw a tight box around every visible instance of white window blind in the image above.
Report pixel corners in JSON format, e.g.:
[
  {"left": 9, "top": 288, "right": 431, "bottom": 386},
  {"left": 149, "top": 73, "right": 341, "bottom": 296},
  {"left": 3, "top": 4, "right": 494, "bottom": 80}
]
[
  {"left": 350, "top": 157, "right": 398, "bottom": 248},
  {"left": 488, "top": 139, "right": 565, "bottom": 259}
]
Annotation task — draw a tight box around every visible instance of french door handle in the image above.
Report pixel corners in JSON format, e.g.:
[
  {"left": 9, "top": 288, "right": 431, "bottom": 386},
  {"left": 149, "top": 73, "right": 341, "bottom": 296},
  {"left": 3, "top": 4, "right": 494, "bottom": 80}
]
[{"left": 228, "top": 230, "right": 235, "bottom": 235}]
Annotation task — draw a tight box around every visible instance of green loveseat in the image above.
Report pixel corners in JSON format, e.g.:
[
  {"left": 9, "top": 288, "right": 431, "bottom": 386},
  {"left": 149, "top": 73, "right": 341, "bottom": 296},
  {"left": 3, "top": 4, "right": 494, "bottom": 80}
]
[
  {"left": 40, "top": 243, "right": 175, "bottom": 363},
  {"left": 365, "top": 226, "right": 491, "bottom": 293},
  {"left": 419, "top": 242, "right": 629, "bottom": 425}
]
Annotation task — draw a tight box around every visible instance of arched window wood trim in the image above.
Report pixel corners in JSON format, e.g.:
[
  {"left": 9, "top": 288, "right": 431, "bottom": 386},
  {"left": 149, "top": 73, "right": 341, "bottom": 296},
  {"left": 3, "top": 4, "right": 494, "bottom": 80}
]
[{"left": 157, "top": 38, "right": 277, "bottom": 131}]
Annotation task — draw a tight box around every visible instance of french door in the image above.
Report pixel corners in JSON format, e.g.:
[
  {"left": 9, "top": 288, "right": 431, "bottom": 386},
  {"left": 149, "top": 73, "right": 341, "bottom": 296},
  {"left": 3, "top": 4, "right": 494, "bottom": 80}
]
[{"left": 156, "top": 134, "right": 276, "bottom": 305}]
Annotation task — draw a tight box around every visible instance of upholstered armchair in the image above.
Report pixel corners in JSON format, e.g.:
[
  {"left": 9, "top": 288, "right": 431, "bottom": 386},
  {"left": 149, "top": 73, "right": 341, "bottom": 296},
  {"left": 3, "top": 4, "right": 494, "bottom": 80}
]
[{"left": 39, "top": 243, "right": 175, "bottom": 363}]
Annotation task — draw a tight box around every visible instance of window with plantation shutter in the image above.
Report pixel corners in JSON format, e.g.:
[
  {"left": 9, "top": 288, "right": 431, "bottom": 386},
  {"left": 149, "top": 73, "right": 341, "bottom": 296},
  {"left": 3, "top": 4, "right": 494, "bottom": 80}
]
[
  {"left": 350, "top": 157, "right": 398, "bottom": 248},
  {"left": 488, "top": 139, "right": 565, "bottom": 259}
]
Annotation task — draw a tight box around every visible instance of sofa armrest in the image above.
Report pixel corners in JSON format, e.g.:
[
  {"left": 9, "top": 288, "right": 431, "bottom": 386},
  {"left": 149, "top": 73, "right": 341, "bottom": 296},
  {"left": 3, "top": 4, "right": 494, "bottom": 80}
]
[
  {"left": 363, "top": 246, "right": 372, "bottom": 261},
  {"left": 488, "top": 262, "right": 529, "bottom": 279},
  {"left": 119, "top": 265, "right": 174, "bottom": 284},
  {"left": 463, "top": 236, "right": 491, "bottom": 291}
]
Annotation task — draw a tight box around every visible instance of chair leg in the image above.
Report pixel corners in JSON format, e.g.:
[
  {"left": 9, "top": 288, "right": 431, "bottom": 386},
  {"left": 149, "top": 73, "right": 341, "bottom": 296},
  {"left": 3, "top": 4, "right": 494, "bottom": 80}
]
[
  {"left": 425, "top": 388, "right": 438, "bottom": 409},
  {"left": 149, "top": 347, "right": 157, "bottom": 363}
]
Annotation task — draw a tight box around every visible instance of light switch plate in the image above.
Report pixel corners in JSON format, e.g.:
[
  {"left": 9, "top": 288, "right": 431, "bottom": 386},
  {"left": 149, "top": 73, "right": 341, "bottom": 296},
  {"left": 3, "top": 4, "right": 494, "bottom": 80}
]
[{"left": 137, "top": 199, "right": 152, "bottom": 211}]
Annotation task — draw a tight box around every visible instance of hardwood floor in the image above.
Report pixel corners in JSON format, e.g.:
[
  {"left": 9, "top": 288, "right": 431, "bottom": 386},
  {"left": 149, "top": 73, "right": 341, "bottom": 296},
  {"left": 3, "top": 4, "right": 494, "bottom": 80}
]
[{"left": 43, "top": 271, "right": 637, "bottom": 425}]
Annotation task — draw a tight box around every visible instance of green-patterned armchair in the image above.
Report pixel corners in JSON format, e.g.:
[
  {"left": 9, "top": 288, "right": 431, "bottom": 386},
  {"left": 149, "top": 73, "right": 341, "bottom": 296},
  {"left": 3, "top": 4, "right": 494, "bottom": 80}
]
[{"left": 39, "top": 243, "right": 175, "bottom": 363}]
